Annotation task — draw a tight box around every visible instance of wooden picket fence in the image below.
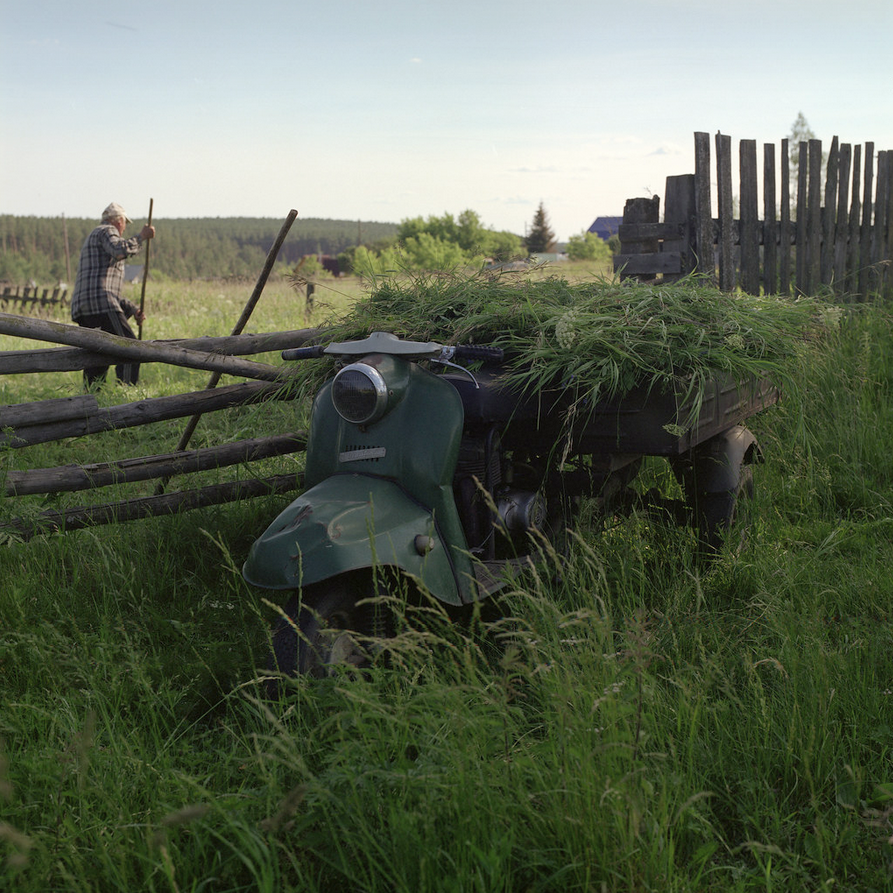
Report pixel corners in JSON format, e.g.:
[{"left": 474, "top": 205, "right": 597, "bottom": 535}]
[
  {"left": 615, "top": 131, "right": 893, "bottom": 299},
  {"left": 1, "top": 284, "right": 69, "bottom": 312},
  {"left": 0, "top": 315, "right": 317, "bottom": 541}
]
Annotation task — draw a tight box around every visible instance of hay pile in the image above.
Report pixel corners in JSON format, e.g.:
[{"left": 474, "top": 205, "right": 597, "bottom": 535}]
[{"left": 303, "top": 271, "right": 829, "bottom": 428}]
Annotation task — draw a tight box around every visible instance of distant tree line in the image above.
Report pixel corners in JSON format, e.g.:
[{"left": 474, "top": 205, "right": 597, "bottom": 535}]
[
  {"left": 1, "top": 207, "right": 615, "bottom": 285},
  {"left": 0, "top": 215, "right": 399, "bottom": 284}
]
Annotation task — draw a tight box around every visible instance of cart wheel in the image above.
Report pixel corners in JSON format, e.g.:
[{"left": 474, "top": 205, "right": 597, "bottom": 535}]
[{"left": 694, "top": 463, "right": 754, "bottom": 555}]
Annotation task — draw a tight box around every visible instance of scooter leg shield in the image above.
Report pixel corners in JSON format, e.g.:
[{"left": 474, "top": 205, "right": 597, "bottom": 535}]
[{"left": 242, "top": 474, "right": 468, "bottom": 606}]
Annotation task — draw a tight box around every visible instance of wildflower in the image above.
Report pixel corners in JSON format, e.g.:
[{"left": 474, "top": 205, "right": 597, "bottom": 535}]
[
  {"left": 555, "top": 310, "right": 580, "bottom": 349},
  {"left": 819, "top": 305, "right": 844, "bottom": 330},
  {"left": 724, "top": 332, "right": 746, "bottom": 351}
]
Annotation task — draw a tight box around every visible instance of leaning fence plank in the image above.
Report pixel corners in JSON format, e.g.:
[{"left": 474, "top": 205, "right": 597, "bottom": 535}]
[
  {"left": 821, "top": 136, "right": 839, "bottom": 285},
  {"left": 833, "top": 143, "right": 852, "bottom": 292},
  {"left": 715, "top": 132, "right": 734, "bottom": 291},
  {"left": 858, "top": 143, "right": 875, "bottom": 297},
  {"left": 0, "top": 380, "right": 285, "bottom": 448},
  {"left": 739, "top": 139, "right": 759, "bottom": 294},
  {"left": 847, "top": 144, "right": 863, "bottom": 294},
  {"left": 780, "top": 139, "right": 792, "bottom": 294},
  {"left": 4, "top": 432, "right": 307, "bottom": 496},
  {"left": 0, "top": 474, "right": 302, "bottom": 541}
]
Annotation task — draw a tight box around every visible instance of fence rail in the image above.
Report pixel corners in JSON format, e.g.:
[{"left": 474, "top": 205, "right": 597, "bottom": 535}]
[
  {"left": 615, "top": 132, "right": 893, "bottom": 299},
  {"left": 0, "top": 314, "right": 316, "bottom": 540}
]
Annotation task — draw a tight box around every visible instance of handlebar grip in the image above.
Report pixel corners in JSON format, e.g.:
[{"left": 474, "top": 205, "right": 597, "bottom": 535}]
[
  {"left": 281, "top": 345, "right": 326, "bottom": 361},
  {"left": 453, "top": 344, "right": 504, "bottom": 364}
]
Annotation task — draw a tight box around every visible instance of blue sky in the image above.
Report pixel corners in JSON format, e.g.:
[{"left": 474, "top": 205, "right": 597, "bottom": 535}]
[{"left": 2, "top": 0, "right": 891, "bottom": 241}]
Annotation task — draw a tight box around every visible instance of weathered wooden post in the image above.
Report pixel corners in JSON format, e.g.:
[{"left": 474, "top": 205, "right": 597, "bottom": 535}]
[
  {"left": 693, "top": 132, "right": 714, "bottom": 280},
  {"left": 614, "top": 195, "right": 660, "bottom": 282},
  {"left": 739, "top": 139, "right": 760, "bottom": 295},
  {"left": 715, "top": 132, "right": 735, "bottom": 291},
  {"left": 763, "top": 142, "right": 779, "bottom": 294},
  {"left": 662, "top": 175, "right": 696, "bottom": 283}
]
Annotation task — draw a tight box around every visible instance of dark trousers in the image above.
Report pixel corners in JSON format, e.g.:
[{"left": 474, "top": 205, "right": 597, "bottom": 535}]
[{"left": 75, "top": 311, "right": 140, "bottom": 387}]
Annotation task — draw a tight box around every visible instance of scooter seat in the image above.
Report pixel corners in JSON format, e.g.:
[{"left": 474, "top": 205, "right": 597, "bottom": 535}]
[{"left": 443, "top": 371, "right": 547, "bottom": 427}]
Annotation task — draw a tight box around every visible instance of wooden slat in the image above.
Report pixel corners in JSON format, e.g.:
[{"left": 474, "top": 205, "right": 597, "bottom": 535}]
[
  {"left": 763, "top": 143, "right": 778, "bottom": 294},
  {"left": 846, "top": 144, "right": 863, "bottom": 294},
  {"left": 739, "top": 139, "right": 760, "bottom": 294},
  {"left": 693, "top": 132, "right": 714, "bottom": 277},
  {"left": 715, "top": 132, "right": 734, "bottom": 290},
  {"left": 885, "top": 153, "right": 893, "bottom": 299},
  {"left": 779, "top": 138, "right": 792, "bottom": 294},
  {"left": 821, "top": 137, "right": 839, "bottom": 285},
  {"left": 858, "top": 142, "right": 874, "bottom": 297},
  {"left": 660, "top": 175, "right": 695, "bottom": 282},
  {"left": 807, "top": 139, "right": 823, "bottom": 294},
  {"left": 795, "top": 142, "right": 809, "bottom": 293},
  {"left": 833, "top": 143, "right": 852, "bottom": 291}
]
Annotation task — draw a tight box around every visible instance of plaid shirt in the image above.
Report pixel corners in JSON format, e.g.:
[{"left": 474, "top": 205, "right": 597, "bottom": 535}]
[{"left": 70, "top": 224, "right": 144, "bottom": 321}]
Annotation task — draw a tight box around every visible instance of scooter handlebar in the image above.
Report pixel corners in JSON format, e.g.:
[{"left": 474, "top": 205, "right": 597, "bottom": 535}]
[
  {"left": 281, "top": 345, "right": 326, "bottom": 361},
  {"left": 453, "top": 344, "right": 504, "bottom": 364}
]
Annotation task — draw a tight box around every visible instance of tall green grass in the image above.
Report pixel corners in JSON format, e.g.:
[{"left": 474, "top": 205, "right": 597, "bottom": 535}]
[{"left": 2, "top": 278, "right": 893, "bottom": 891}]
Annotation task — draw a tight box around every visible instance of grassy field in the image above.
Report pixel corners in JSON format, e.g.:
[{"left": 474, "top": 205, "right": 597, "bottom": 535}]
[{"left": 2, "top": 269, "right": 893, "bottom": 891}]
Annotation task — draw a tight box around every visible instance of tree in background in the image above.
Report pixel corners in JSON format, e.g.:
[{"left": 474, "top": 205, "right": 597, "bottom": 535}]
[
  {"left": 526, "top": 202, "right": 556, "bottom": 254},
  {"left": 565, "top": 230, "right": 612, "bottom": 263},
  {"left": 397, "top": 210, "right": 522, "bottom": 262},
  {"left": 787, "top": 112, "right": 825, "bottom": 195},
  {"left": 346, "top": 210, "right": 524, "bottom": 276}
]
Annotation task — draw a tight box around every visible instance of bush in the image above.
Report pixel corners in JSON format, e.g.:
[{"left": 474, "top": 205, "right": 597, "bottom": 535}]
[{"left": 565, "top": 230, "right": 612, "bottom": 263}]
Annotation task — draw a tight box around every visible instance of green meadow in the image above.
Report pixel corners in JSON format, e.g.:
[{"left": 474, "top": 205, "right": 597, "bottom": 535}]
[{"left": 2, "top": 269, "right": 893, "bottom": 892}]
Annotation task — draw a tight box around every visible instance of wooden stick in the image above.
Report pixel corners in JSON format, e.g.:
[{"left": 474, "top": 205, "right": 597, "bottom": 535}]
[
  {"left": 157, "top": 209, "right": 298, "bottom": 494},
  {"left": 138, "top": 198, "right": 153, "bottom": 340}
]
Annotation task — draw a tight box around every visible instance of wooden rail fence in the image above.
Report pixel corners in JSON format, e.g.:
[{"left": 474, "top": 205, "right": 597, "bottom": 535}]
[
  {"left": 615, "top": 131, "right": 893, "bottom": 299},
  {"left": 0, "top": 314, "right": 317, "bottom": 540}
]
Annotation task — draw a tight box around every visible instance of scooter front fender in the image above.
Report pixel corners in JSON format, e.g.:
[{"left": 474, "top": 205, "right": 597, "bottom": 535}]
[{"left": 242, "top": 473, "right": 471, "bottom": 606}]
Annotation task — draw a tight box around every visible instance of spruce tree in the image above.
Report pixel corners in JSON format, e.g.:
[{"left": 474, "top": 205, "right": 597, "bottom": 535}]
[{"left": 526, "top": 202, "right": 556, "bottom": 254}]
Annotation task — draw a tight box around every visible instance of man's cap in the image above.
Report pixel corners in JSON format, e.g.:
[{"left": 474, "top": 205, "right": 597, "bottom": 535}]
[{"left": 101, "top": 202, "right": 132, "bottom": 224}]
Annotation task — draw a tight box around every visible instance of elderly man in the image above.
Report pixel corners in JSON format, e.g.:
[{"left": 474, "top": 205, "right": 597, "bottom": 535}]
[{"left": 71, "top": 202, "right": 155, "bottom": 387}]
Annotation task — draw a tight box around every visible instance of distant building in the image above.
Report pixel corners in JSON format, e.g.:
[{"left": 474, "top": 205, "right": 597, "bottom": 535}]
[
  {"left": 587, "top": 217, "right": 622, "bottom": 241},
  {"left": 124, "top": 264, "right": 144, "bottom": 283}
]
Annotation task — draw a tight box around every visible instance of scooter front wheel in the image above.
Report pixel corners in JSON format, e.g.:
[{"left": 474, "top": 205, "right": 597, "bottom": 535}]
[{"left": 269, "top": 571, "right": 390, "bottom": 682}]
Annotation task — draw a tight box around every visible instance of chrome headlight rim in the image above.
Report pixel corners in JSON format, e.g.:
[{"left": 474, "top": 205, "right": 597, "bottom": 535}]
[{"left": 331, "top": 362, "right": 389, "bottom": 425}]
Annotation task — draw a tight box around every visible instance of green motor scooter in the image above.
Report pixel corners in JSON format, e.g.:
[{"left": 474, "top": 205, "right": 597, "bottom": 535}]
[{"left": 243, "top": 331, "right": 552, "bottom": 678}]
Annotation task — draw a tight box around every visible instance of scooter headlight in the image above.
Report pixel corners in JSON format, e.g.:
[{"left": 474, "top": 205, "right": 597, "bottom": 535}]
[{"left": 331, "top": 362, "right": 389, "bottom": 425}]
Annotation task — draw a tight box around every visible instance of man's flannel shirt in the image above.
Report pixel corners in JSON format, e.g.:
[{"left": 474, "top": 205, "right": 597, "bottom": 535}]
[{"left": 70, "top": 224, "right": 144, "bottom": 321}]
